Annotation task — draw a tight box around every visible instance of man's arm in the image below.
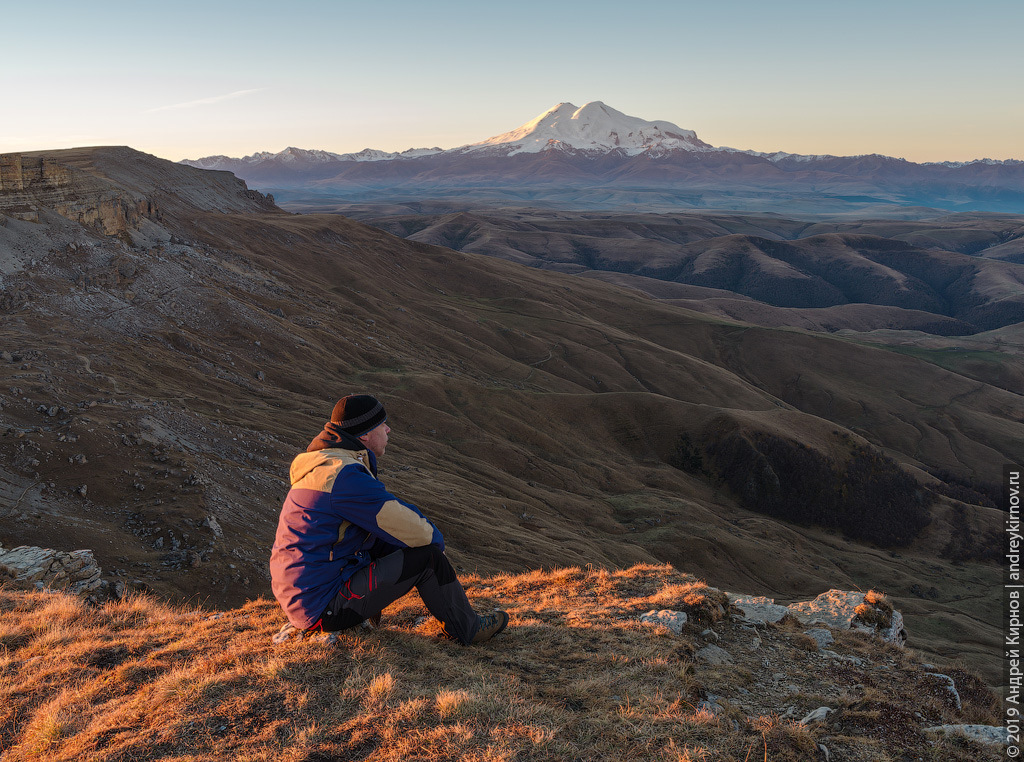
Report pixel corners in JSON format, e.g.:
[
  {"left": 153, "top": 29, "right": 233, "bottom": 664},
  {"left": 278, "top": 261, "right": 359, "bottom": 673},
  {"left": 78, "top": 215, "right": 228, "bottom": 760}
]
[{"left": 334, "top": 468, "right": 445, "bottom": 550}]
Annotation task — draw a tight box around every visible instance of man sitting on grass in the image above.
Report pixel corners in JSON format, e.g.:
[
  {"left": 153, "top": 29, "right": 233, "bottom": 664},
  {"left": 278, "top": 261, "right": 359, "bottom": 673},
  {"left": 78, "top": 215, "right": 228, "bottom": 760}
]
[{"left": 270, "top": 394, "right": 508, "bottom": 645}]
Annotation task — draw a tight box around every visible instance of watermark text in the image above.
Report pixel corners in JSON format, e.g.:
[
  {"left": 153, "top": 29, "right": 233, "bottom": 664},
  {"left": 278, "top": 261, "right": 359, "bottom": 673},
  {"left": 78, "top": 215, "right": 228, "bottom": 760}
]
[{"left": 1007, "top": 465, "right": 1022, "bottom": 757}]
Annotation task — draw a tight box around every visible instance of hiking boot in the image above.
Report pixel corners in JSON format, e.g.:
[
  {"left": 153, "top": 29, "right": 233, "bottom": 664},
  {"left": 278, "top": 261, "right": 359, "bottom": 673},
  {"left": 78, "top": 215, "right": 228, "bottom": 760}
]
[
  {"left": 272, "top": 622, "right": 301, "bottom": 644},
  {"left": 471, "top": 610, "right": 509, "bottom": 644},
  {"left": 361, "top": 612, "right": 382, "bottom": 630}
]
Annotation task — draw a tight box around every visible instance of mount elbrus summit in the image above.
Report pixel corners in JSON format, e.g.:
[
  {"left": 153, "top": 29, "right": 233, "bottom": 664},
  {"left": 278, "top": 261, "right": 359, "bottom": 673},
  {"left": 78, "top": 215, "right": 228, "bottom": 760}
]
[
  {"left": 184, "top": 101, "right": 1024, "bottom": 214},
  {"left": 0, "top": 146, "right": 1015, "bottom": 690}
]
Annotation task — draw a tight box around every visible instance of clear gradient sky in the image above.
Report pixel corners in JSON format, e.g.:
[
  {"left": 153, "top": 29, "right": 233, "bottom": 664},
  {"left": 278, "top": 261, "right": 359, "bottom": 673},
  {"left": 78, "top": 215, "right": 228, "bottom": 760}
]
[{"left": 5, "top": 0, "right": 1022, "bottom": 163}]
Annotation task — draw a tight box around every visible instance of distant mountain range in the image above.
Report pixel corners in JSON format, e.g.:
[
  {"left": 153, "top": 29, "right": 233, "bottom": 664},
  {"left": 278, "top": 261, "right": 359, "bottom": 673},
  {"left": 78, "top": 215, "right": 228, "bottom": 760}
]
[{"left": 182, "top": 101, "right": 1024, "bottom": 214}]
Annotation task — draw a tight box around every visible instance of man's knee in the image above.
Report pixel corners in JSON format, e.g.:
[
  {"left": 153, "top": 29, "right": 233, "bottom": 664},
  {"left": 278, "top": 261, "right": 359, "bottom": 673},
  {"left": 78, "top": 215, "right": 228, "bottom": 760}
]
[
  {"left": 320, "top": 606, "right": 364, "bottom": 633},
  {"left": 398, "top": 544, "right": 455, "bottom": 585}
]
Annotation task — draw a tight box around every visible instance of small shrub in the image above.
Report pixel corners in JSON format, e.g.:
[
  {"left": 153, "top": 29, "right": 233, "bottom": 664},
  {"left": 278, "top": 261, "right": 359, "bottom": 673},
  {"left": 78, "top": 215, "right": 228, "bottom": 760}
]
[
  {"left": 928, "top": 468, "right": 1001, "bottom": 509},
  {"left": 855, "top": 591, "right": 894, "bottom": 630},
  {"left": 750, "top": 714, "right": 819, "bottom": 761},
  {"left": 668, "top": 433, "right": 705, "bottom": 474}
]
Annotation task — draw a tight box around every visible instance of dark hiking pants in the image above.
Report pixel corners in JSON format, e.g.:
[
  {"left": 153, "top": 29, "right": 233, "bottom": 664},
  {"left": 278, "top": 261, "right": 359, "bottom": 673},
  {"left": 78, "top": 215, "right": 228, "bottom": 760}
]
[{"left": 318, "top": 544, "right": 480, "bottom": 645}]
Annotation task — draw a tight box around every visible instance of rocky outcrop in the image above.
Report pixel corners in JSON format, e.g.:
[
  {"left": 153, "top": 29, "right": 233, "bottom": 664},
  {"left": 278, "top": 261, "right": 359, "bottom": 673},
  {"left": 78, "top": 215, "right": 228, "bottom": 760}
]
[
  {"left": 1, "top": 148, "right": 278, "bottom": 238},
  {"left": 0, "top": 154, "right": 157, "bottom": 235},
  {"left": 728, "top": 589, "right": 907, "bottom": 645},
  {"left": 639, "top": 587, "right": 907, "bottom": 648},
  {"left": 0, "top": 543, "right": 105, "bottom": 596}
]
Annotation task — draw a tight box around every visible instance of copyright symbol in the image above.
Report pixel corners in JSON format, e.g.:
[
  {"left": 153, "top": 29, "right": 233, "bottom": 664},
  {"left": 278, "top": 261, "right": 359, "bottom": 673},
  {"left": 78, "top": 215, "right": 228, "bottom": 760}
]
[{"left": 1009, "top": 745, "right": 1020, "bottom": 757}]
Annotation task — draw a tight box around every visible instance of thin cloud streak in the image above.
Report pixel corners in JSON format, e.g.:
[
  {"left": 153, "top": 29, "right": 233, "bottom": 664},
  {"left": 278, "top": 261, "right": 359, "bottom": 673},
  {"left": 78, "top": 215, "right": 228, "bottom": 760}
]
[{"left": 147, "top": 89, "right": 263, "bottom": 113}]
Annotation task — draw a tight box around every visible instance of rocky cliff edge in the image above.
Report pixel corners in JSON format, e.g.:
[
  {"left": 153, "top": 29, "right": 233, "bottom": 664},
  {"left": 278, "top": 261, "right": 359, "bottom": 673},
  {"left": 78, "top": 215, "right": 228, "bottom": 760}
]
[{"left": 0, "top": 147, "right": 277, "bottom": 237}]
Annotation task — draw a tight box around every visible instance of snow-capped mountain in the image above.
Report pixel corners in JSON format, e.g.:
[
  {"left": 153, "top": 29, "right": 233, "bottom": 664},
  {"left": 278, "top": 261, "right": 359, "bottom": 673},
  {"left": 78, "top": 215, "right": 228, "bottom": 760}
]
[
  {"left": 458, "top": 101, "right": 712, "bottom": 156},
  {"left": 185, "top": 145, "right": 443, "bottom": 173},
  {"left": 180, "top": 101, "right": 1024, "bottom": 214},
  {"left": 346, "top": 146, "right": 444, "bottom": 161},
  {"left": 181, "top": 102, "right": 712, "bottom": 172},
  {"left": 183, "top": 101, "right": 1022, "bottom": 171}
]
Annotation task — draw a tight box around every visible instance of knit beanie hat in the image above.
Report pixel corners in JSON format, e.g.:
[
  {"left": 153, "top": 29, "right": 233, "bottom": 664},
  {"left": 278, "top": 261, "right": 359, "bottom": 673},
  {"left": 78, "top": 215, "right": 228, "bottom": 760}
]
[{"left": 330, "top": 394, "right": 387, "bottom": 437}]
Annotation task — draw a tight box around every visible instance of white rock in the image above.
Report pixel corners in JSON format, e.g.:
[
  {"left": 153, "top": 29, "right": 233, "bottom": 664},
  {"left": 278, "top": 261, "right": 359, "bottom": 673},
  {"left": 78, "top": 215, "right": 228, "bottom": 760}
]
[
  {"left": 804, "top": 628, "right": 834, "bottom": 649},
  {"left": 640, "top": 609, "right": 688, "bottom": 635},
  {"left": 0, "top": 544, "right": 104, "bottom": 597},
  {"left": 203, "top": 515, "right": 223, "bottom": 538},
  {"left": 788, "top": 590, "right": 865, "bottom": 628},
  {"left": 924, "top": 725, "right": 1008, "bottom": 746},
  {"left": 727, "top": 593, "right": 790, "bottom": 624},
  {"left": 800, "top": 706, "right": 833, "bottom": 724},
  {"left": 822, "top": 650, "right": 866, "bottom": 666},
  {"left": 0, "top": 546, "right": 59, "bottom": 581},
  {"left": 728, "top": 589, "right": 906, "bottom": 646},
  {"left": 788, "top": 590, "right": 906, "bottom": 646}
]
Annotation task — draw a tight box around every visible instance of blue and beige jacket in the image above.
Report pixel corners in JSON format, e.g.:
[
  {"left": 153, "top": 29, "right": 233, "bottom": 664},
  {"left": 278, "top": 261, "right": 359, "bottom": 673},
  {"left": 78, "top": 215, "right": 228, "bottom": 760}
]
[{"left": 270, "top": 446, "right": 444, "bottom": 629}]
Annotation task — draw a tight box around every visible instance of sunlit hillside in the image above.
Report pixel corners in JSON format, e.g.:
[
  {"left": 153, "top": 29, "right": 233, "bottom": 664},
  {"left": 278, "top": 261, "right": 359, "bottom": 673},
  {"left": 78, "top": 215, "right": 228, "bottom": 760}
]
[{"left": 0, "top": 565, "right": 1003, "bottom": 761}]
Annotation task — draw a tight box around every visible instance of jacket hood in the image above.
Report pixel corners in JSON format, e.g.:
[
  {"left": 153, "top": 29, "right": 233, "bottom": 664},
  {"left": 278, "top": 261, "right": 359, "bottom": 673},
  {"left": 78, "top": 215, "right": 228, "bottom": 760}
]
[
  {"left": 288, "top": 447, "right": 377, "bottom": 486},
  {"left": 307, "top": 422, "right": 367, "bottom": 453}
]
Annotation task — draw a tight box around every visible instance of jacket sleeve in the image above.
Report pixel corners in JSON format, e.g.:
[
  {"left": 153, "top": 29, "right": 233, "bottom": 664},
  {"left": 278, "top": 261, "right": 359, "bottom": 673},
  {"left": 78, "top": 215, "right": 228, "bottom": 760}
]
[{"left": 332, "top": 468, "right": 445, "bottom": 550}]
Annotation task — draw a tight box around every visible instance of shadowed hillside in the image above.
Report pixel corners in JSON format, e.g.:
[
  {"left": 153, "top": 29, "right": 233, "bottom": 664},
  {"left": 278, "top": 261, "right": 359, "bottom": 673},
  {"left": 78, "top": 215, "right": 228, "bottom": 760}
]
[
  {"left": 324, "top": 204, "right": 1024, "bottom": 337},
  {"left": 0, "top": 148, "right": 1015, "bottom": 685}
]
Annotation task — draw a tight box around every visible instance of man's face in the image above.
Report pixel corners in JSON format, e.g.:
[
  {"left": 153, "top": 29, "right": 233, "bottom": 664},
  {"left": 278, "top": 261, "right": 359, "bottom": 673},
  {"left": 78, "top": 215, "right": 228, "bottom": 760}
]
[{"left": 358, "top": 422, "right": 390, "bottom": 458}]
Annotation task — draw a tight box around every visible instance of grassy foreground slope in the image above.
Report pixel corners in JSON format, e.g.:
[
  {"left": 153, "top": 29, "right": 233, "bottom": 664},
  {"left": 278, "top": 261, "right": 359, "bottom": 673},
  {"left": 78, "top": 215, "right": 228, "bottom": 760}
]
[{"left": 0, "top": 566, "right": 1003, "bottom": 762}]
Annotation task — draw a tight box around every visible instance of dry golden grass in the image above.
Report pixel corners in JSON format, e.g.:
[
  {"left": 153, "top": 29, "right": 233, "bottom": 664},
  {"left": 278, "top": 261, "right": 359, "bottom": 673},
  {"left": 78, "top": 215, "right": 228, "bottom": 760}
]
[{"left": 0, "top": 565, "right": 1004, "bottom": 761}]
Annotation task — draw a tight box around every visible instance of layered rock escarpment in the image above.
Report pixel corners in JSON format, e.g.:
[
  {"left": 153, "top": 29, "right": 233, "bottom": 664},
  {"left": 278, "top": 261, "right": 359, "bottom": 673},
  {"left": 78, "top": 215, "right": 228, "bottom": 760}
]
[
  {"left": 0, "top": 153, "right": 158, "bottom": 235},
  {"left": 0, "top": 147, "right": 278, "bottom": 237}
]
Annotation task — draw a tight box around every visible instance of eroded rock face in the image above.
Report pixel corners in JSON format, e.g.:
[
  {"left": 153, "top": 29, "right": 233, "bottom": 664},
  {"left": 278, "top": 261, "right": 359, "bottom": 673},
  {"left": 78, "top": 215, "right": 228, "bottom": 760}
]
[
  {"left": 0, "top": 543, "right": 104, "bottom": 596},
  {"left": 789, "top": 589, "right": 906, "bottom": 645},
  {"left": 1, "top": 148, "right": 277, "bottom": 239},
  {"left": 0, "top": 154, "right": 155, "bottom": 235},
  {"left": 0, "top": 155, "right": 74, "bottom": 191}
]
